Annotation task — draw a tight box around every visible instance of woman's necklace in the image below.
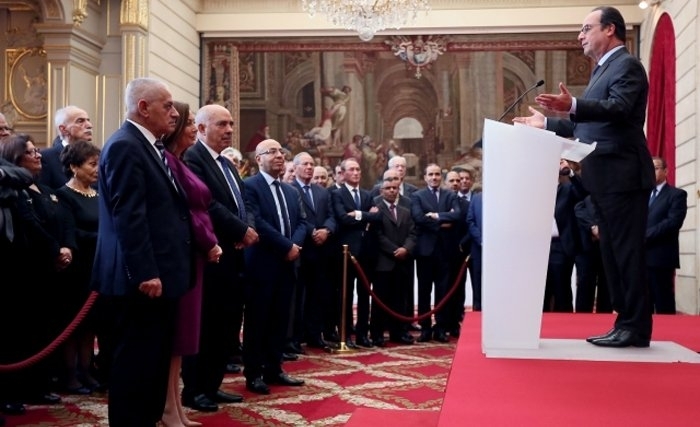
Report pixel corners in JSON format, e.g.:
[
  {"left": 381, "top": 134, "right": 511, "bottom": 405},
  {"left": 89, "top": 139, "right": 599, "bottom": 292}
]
[{"left": 67, "top": 183, "right": 98, "bottom": 198}]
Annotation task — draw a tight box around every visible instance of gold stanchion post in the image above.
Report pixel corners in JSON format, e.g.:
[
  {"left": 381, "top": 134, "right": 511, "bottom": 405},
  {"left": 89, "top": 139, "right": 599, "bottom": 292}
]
[{"left": 328, "top": 244, "right": 355, "bottom": 354}]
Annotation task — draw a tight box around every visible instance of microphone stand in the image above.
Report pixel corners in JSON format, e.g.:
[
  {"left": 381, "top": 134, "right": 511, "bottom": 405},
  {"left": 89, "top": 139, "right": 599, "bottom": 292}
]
[{"left": 496, "top": 80, "right": 545, "bottom": 122}]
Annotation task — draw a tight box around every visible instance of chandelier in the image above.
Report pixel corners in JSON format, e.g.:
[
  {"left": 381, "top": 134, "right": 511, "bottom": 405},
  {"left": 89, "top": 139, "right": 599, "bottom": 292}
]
[{"left": 302, "top": 0, "right": 431, "bottom": 42}]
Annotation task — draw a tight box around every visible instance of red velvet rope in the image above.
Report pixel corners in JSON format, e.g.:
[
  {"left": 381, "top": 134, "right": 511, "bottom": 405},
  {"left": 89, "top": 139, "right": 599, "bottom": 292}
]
[
  {"left": 350, "top": 253, "right": 469, "bottom": 323},
  {"left": 0, "top": 291, "right": 99, "bottom": 372}
]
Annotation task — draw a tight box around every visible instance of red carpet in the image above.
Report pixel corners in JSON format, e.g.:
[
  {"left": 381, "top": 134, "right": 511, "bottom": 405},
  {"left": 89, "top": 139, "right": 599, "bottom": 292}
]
[{"left": 439, "top": 313, "right": 700, "bottom": 426}]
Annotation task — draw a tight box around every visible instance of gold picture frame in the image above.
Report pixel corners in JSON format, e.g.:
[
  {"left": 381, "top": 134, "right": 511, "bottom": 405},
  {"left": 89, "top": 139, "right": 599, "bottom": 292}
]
[{"left": 6, "top": 48, "right": 48, "bottom": 119}]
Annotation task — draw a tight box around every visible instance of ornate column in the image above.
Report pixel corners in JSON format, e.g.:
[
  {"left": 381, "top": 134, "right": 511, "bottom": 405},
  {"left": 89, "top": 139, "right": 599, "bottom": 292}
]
[
  {"left": 120, "top": 0, "right": 149, "bottom": 86},
  {"left": 362, "top": 53, "right": 378, "bottom": 140}
]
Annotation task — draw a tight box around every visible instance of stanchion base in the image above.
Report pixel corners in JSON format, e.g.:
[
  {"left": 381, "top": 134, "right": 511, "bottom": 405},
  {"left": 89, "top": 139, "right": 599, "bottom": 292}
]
[{"left": 326, "top": 342, "right": 356, "bottom": 354}]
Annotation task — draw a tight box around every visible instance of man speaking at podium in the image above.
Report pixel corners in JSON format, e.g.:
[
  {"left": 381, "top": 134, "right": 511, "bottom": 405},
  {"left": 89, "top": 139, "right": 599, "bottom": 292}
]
[{"left": 514, "top": 6, "right": 655, "bottom": 348}]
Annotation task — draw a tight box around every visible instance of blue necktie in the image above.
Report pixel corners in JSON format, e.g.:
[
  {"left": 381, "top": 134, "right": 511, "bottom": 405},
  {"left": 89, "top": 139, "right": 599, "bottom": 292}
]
[
  {"left": 218, "top": 156, "right": 247, "bottom": 219},
  {"left": 649, "top": 188, "right": 658, "bottom": 207},
  {"left": 352, "top": 188, "right": 361, "bottom": 210},
  {"left": 303, "top": 185, "right": 314, "bottom": 210},
  {"left": 273, "top": 181, "right": 291, "bottom": 238},
  {"left": 154, "top": 140, "right": 178, "bottom": 191}
]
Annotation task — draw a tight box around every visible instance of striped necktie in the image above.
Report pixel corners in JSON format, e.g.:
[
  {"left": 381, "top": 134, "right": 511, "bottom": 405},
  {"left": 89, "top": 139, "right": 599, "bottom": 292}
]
[{"left": 154, "top": 140, "right": 178, "bottom": 191}]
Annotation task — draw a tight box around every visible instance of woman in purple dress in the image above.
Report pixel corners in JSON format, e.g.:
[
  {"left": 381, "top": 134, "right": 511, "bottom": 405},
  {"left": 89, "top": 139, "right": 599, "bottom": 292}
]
[{"left": 161, "top": 102, "right": 222, "bottom": 427}]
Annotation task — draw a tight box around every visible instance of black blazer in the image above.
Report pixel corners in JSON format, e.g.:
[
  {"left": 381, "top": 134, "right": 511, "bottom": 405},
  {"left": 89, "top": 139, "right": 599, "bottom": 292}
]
[
  {"left": 410, "top": 188, "right": 461, "bottom": 258},
  {"left": 547, "top": 47, "right": 654, "bottom": 194},
  {"left": 38, "top": 143, "right": 67, "bottom": 190},
  {"left": 646, "top": 184, "right": 687, "bottom": 268},
  {"left": 373, "top": 200, "right": 416, "bottom": 272},
  {"left": 183, "top": 140, "right": 252, "bottom": 247},
  {"left": 331, "top": 185, "right": 381, "bottom": 256},
  {"left": 553, "top": 175, "right": 586, "bottom": 258},
  {"left": 91, "top": 121, "right": 193, "bottom": 298}
]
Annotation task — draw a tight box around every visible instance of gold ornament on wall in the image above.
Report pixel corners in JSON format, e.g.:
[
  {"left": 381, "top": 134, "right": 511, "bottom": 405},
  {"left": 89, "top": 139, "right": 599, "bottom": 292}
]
[{"left": 5, "top": 48, "right": 48, "bottom": 119}]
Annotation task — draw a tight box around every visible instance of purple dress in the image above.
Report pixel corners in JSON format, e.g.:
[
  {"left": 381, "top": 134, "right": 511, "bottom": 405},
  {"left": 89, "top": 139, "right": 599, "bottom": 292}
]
[{"left": 166, "top": 151, "right": 218, "bottom": 355}]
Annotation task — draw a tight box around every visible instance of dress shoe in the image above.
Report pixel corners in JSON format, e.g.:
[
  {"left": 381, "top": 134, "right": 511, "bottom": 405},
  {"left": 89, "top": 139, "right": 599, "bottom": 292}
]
[
  {"left": 390, "top": 333, "right": 415, "bottom": 345},
  {"left": 306, "top": 337, "right": 329, "bottom": 349},
  {"left": 324, "top": 331, "right": 340, "bottom": 342},
  {"left": 282, "top": 352, "right": 299, "bottom": 361},
  {"left": 344, "top": 339, "right": 358, "bottom": 349},
  {"left": 246, "top": 378, "right": 270, "bottom": 395},
  {"left": 409, "top": 322, "right": 422, "bottom": 331},
  {"left": 208, "top": 390, "right": 243, "bottom": 403},
  {"left": 585, "top": 328, "right": 617, "bottom": 343},
  {"left": 449, "top": 327, "right": 461, "bottom": 338},
  {"left": 417, "top": 330, "right": 432, "bottom": 342},
  {"left": 264, "top": 372, "right": 305, "bottom": 386},
  {"left": 225, "top": 363, "right": 242, "bottom": 374},
  {"left": 433, "top": 330, "right": 449, "bottom": 343},
  {"left": 0, "top": 402, "right": 25, "bottom": 415},
  {"left": 182, "top": 394, "right": 218, "bottom": 412},
  {"left": 373, "top": 337, "right": 386, "bottom": 347},
  {"left": 25, "top": 392, "right": 61, "bottom": 405},
  {"left": 356, "top": 336, "right": 374, "bottom": 348},
  {"left": 285, "top": 341, "right": 306, "bottom": 355},
  {"left": 65, "top": 385, "right": 92, "bottom": 395},
  {"left": 590, "top": 329, "right": 650, "bottom": 348}
]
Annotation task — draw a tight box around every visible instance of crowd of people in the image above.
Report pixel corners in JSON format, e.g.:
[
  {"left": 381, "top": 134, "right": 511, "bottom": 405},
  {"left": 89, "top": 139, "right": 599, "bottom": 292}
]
[{"left": 0, "top": 7, "right": 689, "bottom": 427}]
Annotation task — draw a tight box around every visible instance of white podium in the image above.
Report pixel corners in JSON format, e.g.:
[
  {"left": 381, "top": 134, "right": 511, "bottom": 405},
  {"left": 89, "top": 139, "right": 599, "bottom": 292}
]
[{"left": 481, "top": 119, "right": 592, "bottom": 356}]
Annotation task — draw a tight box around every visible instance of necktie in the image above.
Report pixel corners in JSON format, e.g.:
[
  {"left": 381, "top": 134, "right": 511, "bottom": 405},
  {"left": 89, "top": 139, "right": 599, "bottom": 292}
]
[
  {"left": 273, "top": 181, "right": 291, "bottom": 238},
  {"left": 303, "top": 185, "right": 314, "bottom": 210},
  {"left": 389, "top": 203, "right": 397, "bottom": 221},
  {"left": 154, "top": 140, "right": 177, "bottom": 191},
  {"left": 433, "top": 187, "right": 439, "bottom": 204},
  {"left": 218, "top": 156, "right": 247, "bottom": 219},
  {"left": 649, "top": 188, "right": 658, "bottom": 207},
  {"left": 352, "top": 188, "right": 361, "bottom": 210}
]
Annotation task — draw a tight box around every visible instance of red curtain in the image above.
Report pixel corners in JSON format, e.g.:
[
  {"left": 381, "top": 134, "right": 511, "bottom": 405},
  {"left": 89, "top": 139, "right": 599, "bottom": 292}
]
[{"left": 646, "top": 13, "right": 676, "bottom": 184}]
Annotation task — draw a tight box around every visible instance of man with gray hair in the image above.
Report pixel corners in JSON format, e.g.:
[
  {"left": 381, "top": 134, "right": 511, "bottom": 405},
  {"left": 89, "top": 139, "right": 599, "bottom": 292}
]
[
  {"left": 0, "top": 113, "right": 12, "bottom": 139},
  {"left": 388, "top": 155, "right": 418, "bottom": 197},
  {"left": 91, "top": 77, "right": 191, "bottom": 426},
  {"left": 39, "top": 105, "right": 93, "bottom": 189}
]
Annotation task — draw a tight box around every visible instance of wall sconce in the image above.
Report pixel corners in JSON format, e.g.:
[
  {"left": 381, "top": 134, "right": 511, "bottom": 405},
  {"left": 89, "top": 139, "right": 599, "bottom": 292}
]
[{"left": 639, "top": 0, "right": 662, "bottom": 9}]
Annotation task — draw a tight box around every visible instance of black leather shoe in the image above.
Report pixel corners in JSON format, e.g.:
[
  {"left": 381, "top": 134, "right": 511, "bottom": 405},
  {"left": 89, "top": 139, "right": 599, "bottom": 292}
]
[
  {"left": 282, "top": 352, "right": 299, "bottom": 361},
  {"left": 449, "top": 327, "right": 461, "bottom": 338},
  {"left": 285, "top": 341, "right": 306, "bottom": 355},
  {"left": 208, "top": 390, "right": 243, "bottom": 403},
  {"left": 65, "top": 385, "right": 92, "bottom": 395},
  {"left": 373, "top": 337, "right": 386, "bottom": 347},
  {"left": 417, "top": 330, "right": 432, "bottom": 342},
  {"left": 225, "top": 363, "right": 242, "bottom": 374},
  {"left": 585, "top": 328, "right": 617, "bottom": 343},
  {"left": 306, "top": 337, "right": 329, "bottom": 349},
  {"left": 246, "top": 378, "right": 270, "bottom": 395},
  {"left": 1, "top": 402, "right": 25, "bottom": 415},
  {"left": 433, "top": 330, "right": 449, "bottom": 343},
  {"left": 344, "top": 339, "right": 358, "bottom": 349},
  {"left": 264, "top": 373, "right": 305, "bottom": 386},
  {"left": 25, "top": 392, "right": 61, "bottom": 405},
  {"left": 590, "top": 329, "right": 649, "bottom": 348},
  {"left": 356, "top": 336, "right": 374, "bottom": 348},
  {"left": 183, "top": 394, "right": 218, "bottom": 412},
  {"left": 390, "top": 333, "right": 415, "bottom": 345},
  {"left": 324, "top": 331, "right": 341, "bottom": 342}
]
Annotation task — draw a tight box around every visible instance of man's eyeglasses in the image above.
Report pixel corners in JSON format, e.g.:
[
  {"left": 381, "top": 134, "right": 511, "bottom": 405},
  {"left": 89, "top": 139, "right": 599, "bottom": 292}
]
[
  {"left": 0, "top": 126, "right": 13, "bottom": 132},
  {"left": 25, "top": 148, "right": 41, "bottom": 157},
  {"left": 580, "top": 24, "right": 603, "bottom": 34},
  {"left": 258, "top": 147, "right": 288, "bottom": 156}
]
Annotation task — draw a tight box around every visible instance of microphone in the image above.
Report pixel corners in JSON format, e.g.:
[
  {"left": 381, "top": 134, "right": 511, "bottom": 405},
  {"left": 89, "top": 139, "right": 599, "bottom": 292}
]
[{"left": 496, "top": 79, "right": 545, "bottom": 122}]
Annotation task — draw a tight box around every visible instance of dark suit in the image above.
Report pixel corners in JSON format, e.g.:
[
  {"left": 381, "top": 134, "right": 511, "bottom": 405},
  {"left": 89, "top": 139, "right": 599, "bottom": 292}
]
[
  {"left": 449, "top": 192, "right": 470, "bottom": 321},
  {"left": 331, "top": 185, "right": 381, "bottom": 339},
  {"left": 243, "top": 172, "right": 308, "bottom": 380},
  {"left": 91, "top": 121, "right": 193, "bottom": 426},
  {"left": 545, "top": 175, "right": 585, "bottom": 312},
  {"left": 466, "top": 193, "right": 483, "bottom": 311},
  {"left": 547, "top": 47, "right": 655, "bottom": 338},
  {"left": 370, "top": 199, "right": 416, "bottom": 340},
  {"left": 291, "top": 180, "right": 336, "bottom": 342},
  {"left": 38, "top": 141, "right": 67, "bottom": 190},
  {"left": 181, "top": 140, "right": 251, "bottom": 401},
  {"left": 574, "top": 196, "right": 611, "bottom": 313},
  {"left": 646, "top": 183, "right": 687, "bottom": 314},
  {"left": 410, "top": 188, "right": 461, "bottom": 334}
]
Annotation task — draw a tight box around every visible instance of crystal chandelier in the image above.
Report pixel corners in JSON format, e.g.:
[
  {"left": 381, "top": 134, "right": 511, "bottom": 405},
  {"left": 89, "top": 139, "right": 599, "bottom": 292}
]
[{"left": 302, "top": 0, "right": 431, "bottom": 42}]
